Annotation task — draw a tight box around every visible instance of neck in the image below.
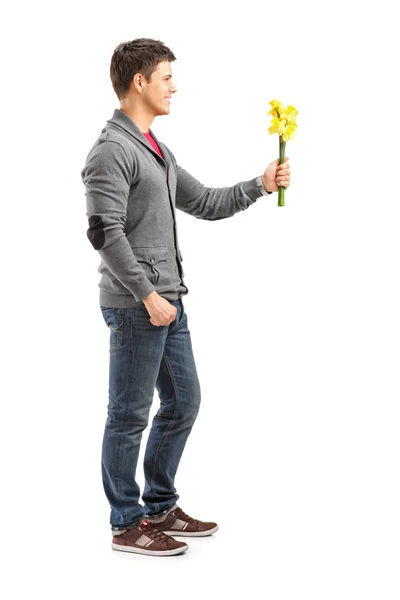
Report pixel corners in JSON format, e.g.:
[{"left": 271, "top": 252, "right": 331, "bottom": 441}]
[{"left": 119, "top": 100, "right": 154, "bottom": 134}]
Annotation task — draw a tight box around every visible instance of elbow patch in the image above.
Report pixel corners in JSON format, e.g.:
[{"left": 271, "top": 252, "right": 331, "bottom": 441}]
[{"left": 87, "top": 215, "right": 105, "bottom": 250}]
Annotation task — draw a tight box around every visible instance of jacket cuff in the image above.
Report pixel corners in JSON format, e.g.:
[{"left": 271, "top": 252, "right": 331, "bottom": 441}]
[
  {"left": 242, "top": 177, "right": 272, "bottom": 201},
  {"left": 134, "top": 278, "right": 157, "bottom": 301},
  {"left": 255, "top": 175, "right": 273, "bottom": 195}
]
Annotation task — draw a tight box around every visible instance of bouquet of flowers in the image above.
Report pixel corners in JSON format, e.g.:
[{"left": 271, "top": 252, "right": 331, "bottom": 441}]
[{"left": 268, "top": 100, "right": 298, "bottom": 206}]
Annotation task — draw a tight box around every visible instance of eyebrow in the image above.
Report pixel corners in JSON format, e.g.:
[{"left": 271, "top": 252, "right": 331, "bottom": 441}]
[{"left": 163, "top": 74, "right": 173, "bottom": 78}]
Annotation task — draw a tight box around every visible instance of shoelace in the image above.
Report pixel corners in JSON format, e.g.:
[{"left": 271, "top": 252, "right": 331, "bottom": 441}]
[
  {"left": 173, "top": 507, "right": 200, "bottom": 526},
  {"left": 139, "top": 521, "right": 172, "bottom": 543}
]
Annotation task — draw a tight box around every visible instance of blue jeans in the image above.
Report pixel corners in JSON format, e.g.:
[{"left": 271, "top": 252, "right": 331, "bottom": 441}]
[{"left": 100, "top": 299, "right": 201, "bottom": 530}]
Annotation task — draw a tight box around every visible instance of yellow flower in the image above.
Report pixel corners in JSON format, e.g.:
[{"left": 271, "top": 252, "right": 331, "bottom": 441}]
[
  {"left": 282, "top": 124, "right": 296, "bottom": 142},
  {"left": 268, "top": 117, "right": 282, "bottom": 135},
  {"left": 286, "top": 105, "right": 298, "bottom": 117},
  {"left": 267, "top": 99, "right": 298, "bottom": 139},
  {"left": 269, "top": 99, "right": 285, "bottom": 114}
]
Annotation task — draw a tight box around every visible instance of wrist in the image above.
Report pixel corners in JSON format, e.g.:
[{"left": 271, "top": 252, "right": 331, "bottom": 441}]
[{"left": 142, "top": 290, "right": 157, "bottom": 304}]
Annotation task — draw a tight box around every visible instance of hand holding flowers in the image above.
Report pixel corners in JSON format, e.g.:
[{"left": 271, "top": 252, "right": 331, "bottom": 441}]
[{"left": 261, "top": 156, "right": 291, "bottom": 194}]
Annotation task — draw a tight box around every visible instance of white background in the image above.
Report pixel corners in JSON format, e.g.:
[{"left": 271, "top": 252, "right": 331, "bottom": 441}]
[{"left": 2, "top": 0, "right": 399, "bottom": 598}]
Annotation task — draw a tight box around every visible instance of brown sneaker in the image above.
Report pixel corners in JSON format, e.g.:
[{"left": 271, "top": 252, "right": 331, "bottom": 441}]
[
  {"left": 148, "top": 505, "right": 219, "bottom": 537},
  {"left": 111, "top": 517, "right": 189, "bottom": 556}
]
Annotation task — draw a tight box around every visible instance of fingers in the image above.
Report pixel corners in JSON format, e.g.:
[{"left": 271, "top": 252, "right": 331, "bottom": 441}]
[
  {"left": 276, "top": 177, "right": 290, "bottom": 187},
  {"left": 276, "top": 161, "right": 291, "bottom": 187}
]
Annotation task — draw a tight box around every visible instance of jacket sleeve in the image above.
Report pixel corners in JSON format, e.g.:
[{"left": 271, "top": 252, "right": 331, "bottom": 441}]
[
  {"left": 169, "top": 152, "right": 264, "bottom": 221},
  {"left": 81, "top": 139, "right": 156, "bottom": 302}
]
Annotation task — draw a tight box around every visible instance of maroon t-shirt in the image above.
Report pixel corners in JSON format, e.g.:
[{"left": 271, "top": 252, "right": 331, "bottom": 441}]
[{"left": 143, "top": 131, "right": 163, "bottom": 158}]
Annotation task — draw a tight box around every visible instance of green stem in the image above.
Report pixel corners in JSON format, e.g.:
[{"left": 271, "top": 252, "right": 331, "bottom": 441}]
[{"left": 278, "top": 137, "right": 286, "bottom": 207}]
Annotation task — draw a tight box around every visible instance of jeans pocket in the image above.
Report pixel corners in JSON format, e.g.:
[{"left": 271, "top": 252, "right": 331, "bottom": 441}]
[{"left": 100, "top": 307, "right": 124, "bottom": 348}]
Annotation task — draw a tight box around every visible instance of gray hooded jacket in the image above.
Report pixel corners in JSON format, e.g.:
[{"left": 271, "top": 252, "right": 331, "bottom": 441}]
[{"left": 81, "top": 108, "right": 269, "bottom": 308}]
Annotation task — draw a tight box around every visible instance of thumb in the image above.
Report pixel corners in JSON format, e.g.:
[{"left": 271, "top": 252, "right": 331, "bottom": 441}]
[{"left": 275, "top": 156, "right": 289, "bottom": 165}]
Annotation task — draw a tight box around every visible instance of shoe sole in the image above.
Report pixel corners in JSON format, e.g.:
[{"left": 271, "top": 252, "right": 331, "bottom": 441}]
[
  {"left": 111, "top": 542, "right": 189, "bottom": 556},
  {"left": 162, "top": 525, "right": 219, "bottom": 537}
]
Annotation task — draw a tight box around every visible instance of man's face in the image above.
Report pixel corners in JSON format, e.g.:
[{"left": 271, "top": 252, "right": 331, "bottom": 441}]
[{"left": 141, "top": 61, "right": 178, "bottom": 116}]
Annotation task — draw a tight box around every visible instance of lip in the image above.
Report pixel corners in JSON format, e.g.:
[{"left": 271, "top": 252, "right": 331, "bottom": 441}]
[{"left": 165, "top": 97, "right": 171, "bottom": 103}]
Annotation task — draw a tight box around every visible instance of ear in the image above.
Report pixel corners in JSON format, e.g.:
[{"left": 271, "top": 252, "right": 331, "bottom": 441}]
[{"left": 132, "top": 74, "right": 143, "bottom": 92}]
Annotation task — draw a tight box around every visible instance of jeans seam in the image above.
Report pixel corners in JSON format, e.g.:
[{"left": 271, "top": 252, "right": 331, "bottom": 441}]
[
  {"left": 114, "top": 316, "right": 134, "bottom": 516},
  {"left": 148, "top": 353, "right": 179, "bottom": 496}
]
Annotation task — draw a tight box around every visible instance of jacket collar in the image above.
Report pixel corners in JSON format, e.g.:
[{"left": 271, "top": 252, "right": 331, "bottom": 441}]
[{"left": 105, "top": 108, "right": 172, "bottom": 169}]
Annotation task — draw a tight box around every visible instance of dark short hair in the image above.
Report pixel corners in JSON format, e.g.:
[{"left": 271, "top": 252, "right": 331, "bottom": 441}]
[{"left": 110, "top": 38, "right": 177, "bottom": 99}]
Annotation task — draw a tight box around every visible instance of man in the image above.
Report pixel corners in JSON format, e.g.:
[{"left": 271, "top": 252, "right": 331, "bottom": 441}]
[{"left": 81, "top": 38, "right": 291, "bottom": 557}]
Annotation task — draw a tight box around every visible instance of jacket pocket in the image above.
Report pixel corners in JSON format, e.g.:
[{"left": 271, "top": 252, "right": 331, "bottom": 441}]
[{"left": 131, "top": 245, "right": 168, "bottom": 285}]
